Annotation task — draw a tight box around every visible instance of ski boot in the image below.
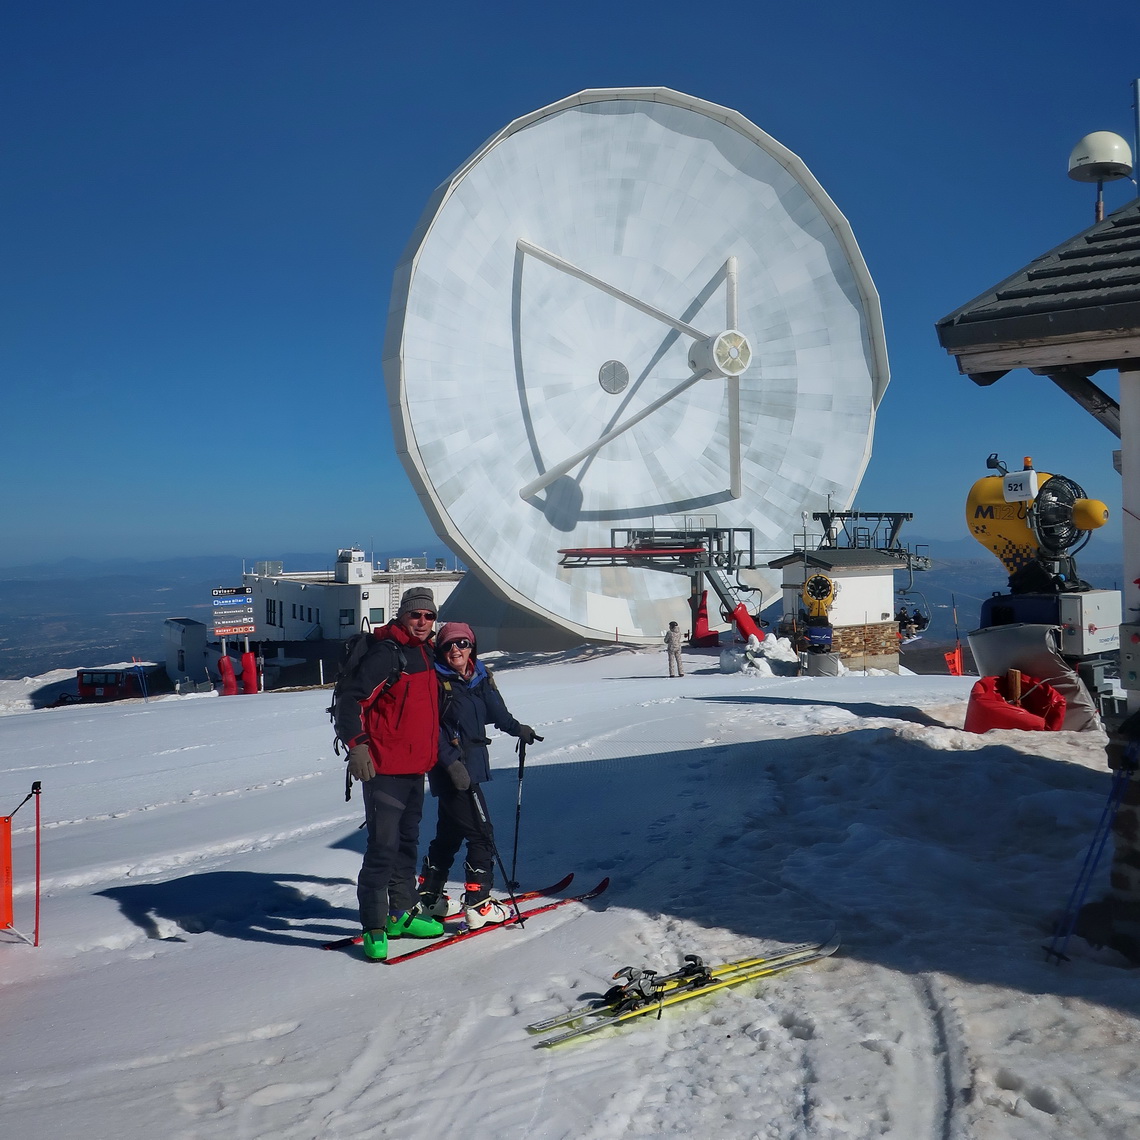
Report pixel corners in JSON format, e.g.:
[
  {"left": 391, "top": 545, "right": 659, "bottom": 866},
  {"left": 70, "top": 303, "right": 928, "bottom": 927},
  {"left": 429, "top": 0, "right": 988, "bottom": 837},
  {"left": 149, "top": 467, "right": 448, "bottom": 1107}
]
[
  {"left": 361, "top": 929, "right": 388, "bottom": 961},
  {"left": 386, "top": 908, "right": 445, "bottom": 939},
  {"left": 462, "top": 861, "right": 513, "bottom": 930},
  {"left": 464, "top": 896, "right": 514, "bottom": 930},
  {"left": 417, "top": 859, "right": 462, "bottom": 919}
]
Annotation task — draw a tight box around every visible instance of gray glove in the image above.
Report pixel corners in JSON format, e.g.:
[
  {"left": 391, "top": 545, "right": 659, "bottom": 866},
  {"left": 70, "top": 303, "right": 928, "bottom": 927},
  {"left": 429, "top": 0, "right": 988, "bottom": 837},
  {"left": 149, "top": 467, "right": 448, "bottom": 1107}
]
[
  {"left": 447, "top": 761, "right": 471, "bottom": 791},
  {"left": 347, "top": 744, "right": 375, "bottom": 782},
  {"left": 517, "top": 724, "right": 540, "bottom": 745}
]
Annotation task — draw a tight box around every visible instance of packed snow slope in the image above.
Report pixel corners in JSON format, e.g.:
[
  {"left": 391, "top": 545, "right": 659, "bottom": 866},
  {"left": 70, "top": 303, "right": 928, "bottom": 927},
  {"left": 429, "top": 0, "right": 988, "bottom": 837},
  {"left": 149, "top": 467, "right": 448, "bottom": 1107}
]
[{"left": 1, "top": 646, "right": 1138, "bottom": 1140}]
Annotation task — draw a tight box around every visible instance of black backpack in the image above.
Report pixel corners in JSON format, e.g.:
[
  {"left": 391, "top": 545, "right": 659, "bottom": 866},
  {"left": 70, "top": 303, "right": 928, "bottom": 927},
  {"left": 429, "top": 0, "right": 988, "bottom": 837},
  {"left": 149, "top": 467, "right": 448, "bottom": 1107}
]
[{"left": 327, "top": 632, "right": 407, "bottom": 798}]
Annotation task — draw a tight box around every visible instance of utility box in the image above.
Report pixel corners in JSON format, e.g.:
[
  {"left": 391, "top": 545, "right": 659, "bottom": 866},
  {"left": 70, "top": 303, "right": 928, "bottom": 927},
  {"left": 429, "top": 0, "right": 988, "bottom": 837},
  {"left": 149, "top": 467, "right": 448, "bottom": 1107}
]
[
  {"left": 1119, "top": 623, "right": 1140, "bottom": 691},
  {"left": 1058, "top": 589, "right": 1121, "bottom": 656}
]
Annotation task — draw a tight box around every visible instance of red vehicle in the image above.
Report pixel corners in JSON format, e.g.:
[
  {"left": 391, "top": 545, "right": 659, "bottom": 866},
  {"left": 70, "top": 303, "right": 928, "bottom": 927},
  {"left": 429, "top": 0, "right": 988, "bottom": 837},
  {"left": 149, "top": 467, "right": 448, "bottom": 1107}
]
[{"left": 76, "top": 665, "right": 162, "bottom": 702}]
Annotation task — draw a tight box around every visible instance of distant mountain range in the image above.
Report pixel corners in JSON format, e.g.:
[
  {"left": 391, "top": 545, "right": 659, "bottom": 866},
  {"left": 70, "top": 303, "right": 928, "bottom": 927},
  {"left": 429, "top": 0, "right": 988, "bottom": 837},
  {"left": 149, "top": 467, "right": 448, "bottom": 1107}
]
[
  {"left": 907, "top": 533, "right": 1124, "bottom": 564},
  {"left": 0, "top": 540, "right": 1125, "bottom": 679},
  {"left": 0, "top": 551, "right": 456, "bottom": 679}
]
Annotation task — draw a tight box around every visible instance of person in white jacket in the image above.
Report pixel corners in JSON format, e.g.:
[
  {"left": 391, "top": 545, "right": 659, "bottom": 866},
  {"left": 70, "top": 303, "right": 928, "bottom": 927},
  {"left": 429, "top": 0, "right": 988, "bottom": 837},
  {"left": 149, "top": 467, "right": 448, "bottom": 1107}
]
[{"left": 664, "top": 621, "right": 685, "bottom": 677}]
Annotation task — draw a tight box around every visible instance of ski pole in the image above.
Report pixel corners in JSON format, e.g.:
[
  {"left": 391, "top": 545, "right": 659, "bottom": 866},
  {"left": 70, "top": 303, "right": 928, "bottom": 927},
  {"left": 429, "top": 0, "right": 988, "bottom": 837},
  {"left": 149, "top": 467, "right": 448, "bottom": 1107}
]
[
  {"left": 468, "top": 785, "right": 524, "bottom": 925},
  {"left": 508, "top": 739, "right": 526, "bottom": 888},
  {"left": 508, "top": 733, "right": 542, "bottom": 888}
]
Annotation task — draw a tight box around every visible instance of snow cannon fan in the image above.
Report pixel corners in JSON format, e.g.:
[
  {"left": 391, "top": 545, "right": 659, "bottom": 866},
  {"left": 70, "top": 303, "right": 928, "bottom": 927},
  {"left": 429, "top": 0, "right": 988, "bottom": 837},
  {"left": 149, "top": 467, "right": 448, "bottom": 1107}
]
[
  {"left": 801, "top": 573, "right": 836, "bottom": 620},
  {"left": 384, "top": 88, "right": 889, "bottom": 644},
  {"left": 800, "top": 572, "right": 836, "bottom": 652},
  {"left": 965, "top": 454, "right": 1108, "bottom": 590}
]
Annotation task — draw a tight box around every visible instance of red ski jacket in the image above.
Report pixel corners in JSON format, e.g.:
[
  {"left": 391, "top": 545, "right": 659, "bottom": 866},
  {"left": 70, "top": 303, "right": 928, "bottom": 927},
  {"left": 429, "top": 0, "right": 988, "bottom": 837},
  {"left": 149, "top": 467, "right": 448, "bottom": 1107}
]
[{"left": 335, "top": 623, "right": 439, "bottom": 776}]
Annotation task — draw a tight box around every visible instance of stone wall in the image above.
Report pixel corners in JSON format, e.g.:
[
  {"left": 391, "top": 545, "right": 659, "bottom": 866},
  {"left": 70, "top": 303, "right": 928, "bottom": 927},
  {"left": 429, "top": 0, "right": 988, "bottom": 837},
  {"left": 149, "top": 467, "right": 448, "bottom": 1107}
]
[{"left": 831, "top": 621, "right": 900, "bottom": 671}]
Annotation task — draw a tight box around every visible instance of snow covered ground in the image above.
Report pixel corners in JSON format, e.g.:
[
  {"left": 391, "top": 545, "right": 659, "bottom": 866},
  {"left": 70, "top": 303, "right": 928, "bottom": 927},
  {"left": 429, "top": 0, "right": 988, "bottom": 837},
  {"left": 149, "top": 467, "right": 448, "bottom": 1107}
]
[{"left": 1, "top": 645, "right": 1137, "bottom": 1139}]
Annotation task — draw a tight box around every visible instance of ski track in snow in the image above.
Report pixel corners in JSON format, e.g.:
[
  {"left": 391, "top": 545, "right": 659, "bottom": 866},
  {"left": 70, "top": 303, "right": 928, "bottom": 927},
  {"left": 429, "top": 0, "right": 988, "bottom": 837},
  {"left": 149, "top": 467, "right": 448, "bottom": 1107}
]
[{"left": 36, "top": 768, "right": 330, "bottom": 834}]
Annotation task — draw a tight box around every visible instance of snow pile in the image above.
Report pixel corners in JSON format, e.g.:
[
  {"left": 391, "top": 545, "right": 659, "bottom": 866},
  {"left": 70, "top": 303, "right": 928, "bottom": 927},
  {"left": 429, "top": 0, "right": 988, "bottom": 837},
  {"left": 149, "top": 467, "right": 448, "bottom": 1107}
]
[
  {"left": 0, "top": 668, "right": 78, "bottom": 714},
  {"left": 758, "top": 635, "right": 800, "bottom": 664},
  {"left": 721, "top": 634, "right": 802, "bottom": 676},
  {"left": 0, "top": 648, "right": 1136, "bottom": 1139}
]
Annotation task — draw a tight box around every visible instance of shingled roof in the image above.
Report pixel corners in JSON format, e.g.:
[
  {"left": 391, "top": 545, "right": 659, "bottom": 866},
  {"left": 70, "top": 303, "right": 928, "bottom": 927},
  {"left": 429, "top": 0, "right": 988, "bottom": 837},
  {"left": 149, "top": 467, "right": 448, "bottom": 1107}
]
[
  {"left": 768, "top": 548, "right": 907, "bottom": 572},
  {"left": 936, "top": 197, "right": 1140, "bottom": 379}
]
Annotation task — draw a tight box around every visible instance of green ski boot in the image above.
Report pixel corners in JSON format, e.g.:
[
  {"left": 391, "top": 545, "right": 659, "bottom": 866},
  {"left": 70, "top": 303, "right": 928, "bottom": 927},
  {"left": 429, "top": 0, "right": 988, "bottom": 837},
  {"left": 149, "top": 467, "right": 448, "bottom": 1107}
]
[
  {"left": 361, "top": 929, "right": 388, "bottom": 961},
  {"left": 386, "top": 910, "right": 445, "bottom": 939}
]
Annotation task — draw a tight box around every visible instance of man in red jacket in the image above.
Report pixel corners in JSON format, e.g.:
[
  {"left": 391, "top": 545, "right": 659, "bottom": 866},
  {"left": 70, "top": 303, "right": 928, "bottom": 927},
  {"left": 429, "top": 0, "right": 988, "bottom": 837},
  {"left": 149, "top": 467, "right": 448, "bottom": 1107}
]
[{"left": 334, "top": 586, "right": 444, "bottom": 960}]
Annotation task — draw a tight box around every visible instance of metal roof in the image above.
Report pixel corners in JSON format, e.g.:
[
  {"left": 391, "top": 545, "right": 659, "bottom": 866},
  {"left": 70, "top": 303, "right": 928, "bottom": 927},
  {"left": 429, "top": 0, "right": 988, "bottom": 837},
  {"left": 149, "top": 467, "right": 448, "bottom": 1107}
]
[{"left": 767, "top": 549, "right": 907, "bottom": 572}]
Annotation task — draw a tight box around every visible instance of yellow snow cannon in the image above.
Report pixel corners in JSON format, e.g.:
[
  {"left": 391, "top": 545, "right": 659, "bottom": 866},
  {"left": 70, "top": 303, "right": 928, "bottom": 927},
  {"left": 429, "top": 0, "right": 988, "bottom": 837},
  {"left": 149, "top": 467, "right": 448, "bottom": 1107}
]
[{"left": 965, "top": 454, "right": 1108, "bottom": 577}]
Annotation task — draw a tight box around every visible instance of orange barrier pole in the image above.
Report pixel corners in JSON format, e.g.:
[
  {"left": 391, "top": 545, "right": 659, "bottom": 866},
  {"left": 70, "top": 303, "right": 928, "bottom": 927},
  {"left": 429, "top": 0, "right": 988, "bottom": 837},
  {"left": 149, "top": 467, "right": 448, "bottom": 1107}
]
[
  {"left": 0, "top": 815, "right": 12, "bottom": 930},
  {"left": 3, "top": 781, "right": 42, "bottom": 944}
]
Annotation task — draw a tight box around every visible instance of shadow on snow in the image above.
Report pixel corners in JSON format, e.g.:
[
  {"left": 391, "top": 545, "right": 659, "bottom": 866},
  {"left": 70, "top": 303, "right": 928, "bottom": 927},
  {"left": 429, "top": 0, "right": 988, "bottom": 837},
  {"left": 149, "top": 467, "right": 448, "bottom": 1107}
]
[
  {"left": 96, "top": 690, "right": 1137, "bottom": 1015},
  {"left": 97, "top": 872, "right": 356, "bottom": 947}
]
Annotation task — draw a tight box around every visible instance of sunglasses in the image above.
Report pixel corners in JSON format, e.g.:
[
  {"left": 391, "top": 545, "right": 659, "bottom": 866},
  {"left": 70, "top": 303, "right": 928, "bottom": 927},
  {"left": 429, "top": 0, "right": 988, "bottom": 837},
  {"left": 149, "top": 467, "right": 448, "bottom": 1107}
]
[
  {"left": 442, "top": 638, "right": 473, "bottom": 651},
  {"left": 406, "top": 610, "right": 436, "bottom": 621}
]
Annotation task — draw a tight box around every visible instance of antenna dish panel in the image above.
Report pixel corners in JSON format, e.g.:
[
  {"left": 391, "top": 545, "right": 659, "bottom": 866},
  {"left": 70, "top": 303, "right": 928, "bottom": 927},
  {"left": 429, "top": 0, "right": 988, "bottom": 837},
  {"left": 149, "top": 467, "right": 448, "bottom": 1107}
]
[
  {"left": 384, "top": 88, "right": 889, "bottom": 643},
  {"left": 1068, "top": 131, "right": 1133, "bottom": 182}
]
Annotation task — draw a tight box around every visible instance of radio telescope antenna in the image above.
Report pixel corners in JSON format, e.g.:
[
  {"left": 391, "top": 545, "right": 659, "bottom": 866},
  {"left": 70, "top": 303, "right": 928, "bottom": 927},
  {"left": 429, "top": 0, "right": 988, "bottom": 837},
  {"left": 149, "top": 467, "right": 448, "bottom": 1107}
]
[{"left": 384, "top": 88, "right": 889, "bottom": 644}]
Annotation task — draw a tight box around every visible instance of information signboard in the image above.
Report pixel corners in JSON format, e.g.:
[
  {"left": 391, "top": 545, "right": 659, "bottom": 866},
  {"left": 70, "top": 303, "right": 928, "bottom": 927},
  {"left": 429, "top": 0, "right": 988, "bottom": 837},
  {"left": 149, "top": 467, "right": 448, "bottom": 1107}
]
[{"left": 211, "top": 587, "right": 256, "bottom": 638}]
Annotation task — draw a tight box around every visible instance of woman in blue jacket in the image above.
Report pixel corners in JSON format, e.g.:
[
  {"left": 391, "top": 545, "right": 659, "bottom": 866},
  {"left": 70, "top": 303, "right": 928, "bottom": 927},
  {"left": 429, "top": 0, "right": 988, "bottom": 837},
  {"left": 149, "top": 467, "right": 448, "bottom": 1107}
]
[{"left": 418, "top": 622, "right": 537, "bottom": 929}]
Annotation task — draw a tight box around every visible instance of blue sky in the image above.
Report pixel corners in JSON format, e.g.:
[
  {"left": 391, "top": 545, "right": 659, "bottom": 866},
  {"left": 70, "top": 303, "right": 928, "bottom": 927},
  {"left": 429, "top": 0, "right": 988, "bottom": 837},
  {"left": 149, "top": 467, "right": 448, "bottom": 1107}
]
[{"left": 2, "top": 1, "right": 1137, "bottom": 565}]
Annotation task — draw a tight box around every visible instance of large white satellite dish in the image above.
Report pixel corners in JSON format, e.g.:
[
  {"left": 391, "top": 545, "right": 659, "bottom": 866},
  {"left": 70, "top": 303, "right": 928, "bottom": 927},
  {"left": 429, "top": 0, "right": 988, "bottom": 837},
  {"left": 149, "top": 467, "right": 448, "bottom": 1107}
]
[{"left": 384, "top": 88, "right": 888, "bottom": 644}]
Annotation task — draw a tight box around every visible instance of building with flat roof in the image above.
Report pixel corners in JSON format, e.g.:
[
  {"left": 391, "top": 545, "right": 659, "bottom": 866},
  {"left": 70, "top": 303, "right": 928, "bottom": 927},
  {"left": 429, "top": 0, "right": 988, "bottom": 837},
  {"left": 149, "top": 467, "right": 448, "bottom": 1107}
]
[
  {"left": 243, "top": 548, "right": 463, "bottom": 643},
  {"left": 164, "top": 549, "right": 465, "bottom": 690}
]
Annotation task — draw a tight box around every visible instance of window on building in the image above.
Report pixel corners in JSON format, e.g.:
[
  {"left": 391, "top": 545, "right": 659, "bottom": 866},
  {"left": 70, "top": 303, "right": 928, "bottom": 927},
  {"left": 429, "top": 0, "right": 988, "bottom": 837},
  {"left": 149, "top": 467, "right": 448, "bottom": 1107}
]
[
  {"left": 340, "top": 608, "right": 354, "bottom": 626},
  {"left": 307, "top": 607, "right": 312, "bottom": 623},
  {"left": 178, "top": 649, "right": 185, "bottom": 672},
  {"left": 369, "top": 607, "right": 385, "bottom": 625},
  {"left": 292, "top": 604, "right": 297, "bottom": 619},
  {"left": 267, "top": 598, "right": 278, "bottom": 626}
]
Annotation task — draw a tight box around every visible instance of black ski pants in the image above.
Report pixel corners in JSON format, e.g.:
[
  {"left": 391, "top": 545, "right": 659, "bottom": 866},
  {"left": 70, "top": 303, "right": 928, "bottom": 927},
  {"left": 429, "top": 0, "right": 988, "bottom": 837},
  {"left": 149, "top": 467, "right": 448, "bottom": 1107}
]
[
  {"left": 426, "top": 784, "right": 496, "bottom": 903},
  {"left": 357, "top": 772, "right": 424, "bottom": 930}
]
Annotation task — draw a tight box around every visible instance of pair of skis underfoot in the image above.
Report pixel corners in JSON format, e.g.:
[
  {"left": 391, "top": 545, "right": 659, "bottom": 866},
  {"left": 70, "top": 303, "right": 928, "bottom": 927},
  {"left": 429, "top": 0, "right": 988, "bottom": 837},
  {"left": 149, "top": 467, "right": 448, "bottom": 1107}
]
[
  {"left": 322, "top": 873, "right": 610, "bottom": 963},
  {"left": 321, "top": 873, "right": 575, "bottom": 951},
  {"left": 528, "top": 933, "right": 840, "bottom": 1047}
]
